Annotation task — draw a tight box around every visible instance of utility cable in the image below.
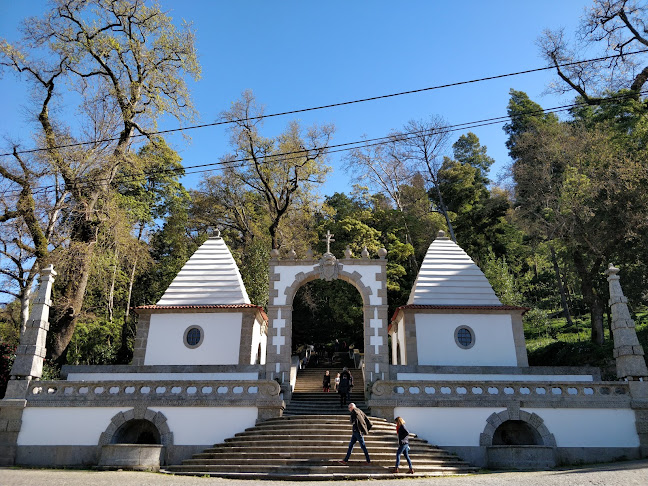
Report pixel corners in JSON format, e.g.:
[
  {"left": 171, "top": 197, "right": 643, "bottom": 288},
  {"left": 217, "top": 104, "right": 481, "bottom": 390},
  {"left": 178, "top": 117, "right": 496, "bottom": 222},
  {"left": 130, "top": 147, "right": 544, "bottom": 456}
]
[
  {"left": 1, "top": 89, "right": 643, "bottom": 199},
  {"left": 1, "top": 48, "right": 648, "bottom": 159}
]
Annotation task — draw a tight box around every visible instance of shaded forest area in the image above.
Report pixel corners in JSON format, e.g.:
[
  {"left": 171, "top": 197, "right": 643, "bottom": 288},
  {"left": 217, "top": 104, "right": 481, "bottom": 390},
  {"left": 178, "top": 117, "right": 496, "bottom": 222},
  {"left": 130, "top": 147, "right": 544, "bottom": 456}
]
[{"left": 2, "top": 1, "right": 648, "bottom": 392}]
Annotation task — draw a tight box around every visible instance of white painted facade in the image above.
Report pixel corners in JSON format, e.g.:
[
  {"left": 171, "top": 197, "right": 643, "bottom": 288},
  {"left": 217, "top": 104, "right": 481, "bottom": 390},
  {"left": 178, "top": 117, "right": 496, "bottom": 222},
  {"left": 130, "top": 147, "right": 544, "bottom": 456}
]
[
  {"left": 415, "top": 313, "right": 518, "bottom": 366},
  {"left": 144, "top": 313, "right": 242, "bottom": 365},
  {"left": 18, "top": 407, "right": 131, "bottom": 445},
  {"left": 18, "top": 406, "right": 259, "bottom": 447},
  {"left": 151, "top": 407, "right": 258, "bottom": 445},
  {"left": 250, "top": 319, "right": 267, "bottom": 365},
  {"left": 65, "top": 372, "right": 260, "bottom": 381},
  {"left": 525, "top": 408, "right": 640, "bottom": 447},
  {"left": 394, "top": 406, "right": 640, "bottom": 448},
  {"left": 396, "top": 373, "right": 595, "bottom": 382}
]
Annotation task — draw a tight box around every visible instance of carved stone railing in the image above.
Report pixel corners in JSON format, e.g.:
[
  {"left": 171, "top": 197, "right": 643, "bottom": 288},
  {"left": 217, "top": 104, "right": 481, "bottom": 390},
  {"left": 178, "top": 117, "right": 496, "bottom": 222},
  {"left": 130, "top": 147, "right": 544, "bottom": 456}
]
[
  {"left": 370, "top": 380, "right": 632, "bottom": 409},
  {"left": 26, "top": 379, "right": 282, "bottom": 407}
]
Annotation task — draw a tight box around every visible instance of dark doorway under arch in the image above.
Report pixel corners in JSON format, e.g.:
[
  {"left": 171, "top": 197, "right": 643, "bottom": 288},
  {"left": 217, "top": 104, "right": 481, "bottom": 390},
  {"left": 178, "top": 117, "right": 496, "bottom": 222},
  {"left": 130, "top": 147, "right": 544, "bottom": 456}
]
[
  {"left": 292, "top": 279, "right": 364, "bottom": 360},
  {"left": 492, "top": 420, "right": 542, "bottom": 446},
  {"left": 112, "top": 419, "right": 161, "bottom": 445}
]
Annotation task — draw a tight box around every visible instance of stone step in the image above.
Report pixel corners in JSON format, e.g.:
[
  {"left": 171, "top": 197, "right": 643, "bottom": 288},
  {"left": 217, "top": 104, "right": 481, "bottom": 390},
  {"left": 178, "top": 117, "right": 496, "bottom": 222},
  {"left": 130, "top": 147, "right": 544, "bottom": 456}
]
[
  {"left": 244, "top": 424, "right": 394, "bottom": 433},
  {"left": 166, "top": 465, "right": 478, "bottom": 479},
  {"left": 196, "top": 447, "right": 451, "bottom": 456},
  {"left": 222, "top": 436, "right": 406, "bottom": 445},
  {"left": 182, "top": 457, "right": 470, "bottom": 466}
]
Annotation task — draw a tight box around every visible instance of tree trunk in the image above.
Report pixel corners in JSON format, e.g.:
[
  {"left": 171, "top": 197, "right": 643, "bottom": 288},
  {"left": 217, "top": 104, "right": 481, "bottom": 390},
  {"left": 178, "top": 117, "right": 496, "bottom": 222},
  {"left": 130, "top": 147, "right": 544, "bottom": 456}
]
[
  {"left": 113, "top": 256, "right": 138, "bottom": 364},
  {"left": 550, "top": 245, "right": 573, "bottom": 326},
  {"left": 572, "top": 250, "right": 605, "bottom": 344},
  {"left": 47, "top": 225, "right": 98, "bottom": 361},
  {"left": 433, "top": 182, "right": 456, "bottom": 242},
  {"left": 108, "top": 247, "right": 119, "bottom": 323},
  {"left": 125, "top": 255, "right": 137, "bottom": 319},
  {"left": 19, "top": 287, "right": 32, "bottom": 336}
]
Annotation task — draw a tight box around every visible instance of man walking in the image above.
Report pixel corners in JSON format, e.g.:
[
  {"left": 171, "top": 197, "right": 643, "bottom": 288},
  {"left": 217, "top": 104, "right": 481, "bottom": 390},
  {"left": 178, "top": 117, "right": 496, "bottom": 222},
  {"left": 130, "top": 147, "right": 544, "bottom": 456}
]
[{"left": 338, "top": 403, "right": 372, "bottom": 465}]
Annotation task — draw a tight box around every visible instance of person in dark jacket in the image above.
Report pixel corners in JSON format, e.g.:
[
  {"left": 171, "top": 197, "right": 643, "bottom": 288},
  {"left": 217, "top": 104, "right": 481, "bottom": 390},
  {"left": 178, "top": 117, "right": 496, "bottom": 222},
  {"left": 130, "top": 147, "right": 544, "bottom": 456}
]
[
  {"left": 392, "top": 416, "right": 414, "bottom": 474},
  {"left": 338, "top": 403, "right": 372, "bottom": 465},
  {"left": 323, "top": 370, "right": 331, "bottom": 392},
  {"left": 338, "top": 367, "right": 353, "bottom": 406}
]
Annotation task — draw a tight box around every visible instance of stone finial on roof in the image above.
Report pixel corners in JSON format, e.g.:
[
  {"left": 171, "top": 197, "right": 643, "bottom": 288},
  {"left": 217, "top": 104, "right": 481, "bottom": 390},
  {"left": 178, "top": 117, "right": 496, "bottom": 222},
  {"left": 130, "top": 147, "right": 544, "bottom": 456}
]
[
  {"left": 606, "top": 263, "right": 648, "bottom": 381},
  {"left": 437, "top": 230, "right": 448, "bottom": 239},
  {"left": 344, "top": 246, "right": 353, "bottom": 258},
  {"left": 378, "top": 248, "right": 388, "bottom": 259},
  {"left": 361, "top": 246, "right": 370, "bottom": 259}
]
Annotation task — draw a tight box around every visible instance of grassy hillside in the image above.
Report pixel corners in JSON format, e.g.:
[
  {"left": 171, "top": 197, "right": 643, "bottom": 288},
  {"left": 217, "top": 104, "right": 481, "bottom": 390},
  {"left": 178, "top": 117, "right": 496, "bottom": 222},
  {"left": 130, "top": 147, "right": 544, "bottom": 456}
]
[{"left": 525, "top": 311, "right": 648, "bottom": 380}]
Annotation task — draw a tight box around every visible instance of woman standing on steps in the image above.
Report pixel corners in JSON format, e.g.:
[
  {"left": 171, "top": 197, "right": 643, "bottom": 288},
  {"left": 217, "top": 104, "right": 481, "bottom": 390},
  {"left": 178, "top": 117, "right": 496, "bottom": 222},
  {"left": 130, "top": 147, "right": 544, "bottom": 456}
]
[
  {"left": 323, "top": 370, "right": 331, "bottom": 392},
  {"left": 392, "top": 416, "right": 414, "bottom": 474}
]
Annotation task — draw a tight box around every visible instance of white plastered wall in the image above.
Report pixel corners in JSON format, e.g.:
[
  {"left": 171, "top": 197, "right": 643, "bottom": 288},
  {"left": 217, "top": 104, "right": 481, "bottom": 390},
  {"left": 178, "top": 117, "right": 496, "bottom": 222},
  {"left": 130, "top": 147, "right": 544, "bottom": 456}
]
[
  {"left": 18, "top": 407, "right": 131, "bottom": 445},
  {"left": 65, "top": 372, "right": 259, "bottom": 381},
  {"left": 250, "top": 317, "right": 267, "bottom": 365},
  {"left": 390, "top": 314, "right": 406, "bottom": 365},
  {"left": 394, "top": 407, "right": 640, "bottom": 448},
  {"left": 145, "top": 313, "right": 242, "bottom": 365},
  {"left": 151, "top": 407, "right": 258, "bottom": 445},
  {"left": 18, "top": 406, "right": 259, "bottom": 447},
  {"left": 415, "top": 314, "right": 517, "bottom": 366}
]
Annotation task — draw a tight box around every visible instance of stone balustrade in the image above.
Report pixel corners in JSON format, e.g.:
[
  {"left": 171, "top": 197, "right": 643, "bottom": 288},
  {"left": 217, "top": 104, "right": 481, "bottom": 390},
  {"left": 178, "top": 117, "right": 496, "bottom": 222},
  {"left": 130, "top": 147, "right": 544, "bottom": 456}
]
[
  {"left": 370, "top": 380, "right": 632, "bottom": 409},
  {"left": 26, "top": 379, "right": 282, "bottom": 407}
]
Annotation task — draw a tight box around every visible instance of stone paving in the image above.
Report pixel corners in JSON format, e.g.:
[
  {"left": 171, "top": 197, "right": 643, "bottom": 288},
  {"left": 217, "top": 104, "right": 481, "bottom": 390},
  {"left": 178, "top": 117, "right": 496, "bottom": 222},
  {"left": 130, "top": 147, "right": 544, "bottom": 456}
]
[{"left": 1, "top": 460, "right": 647, "bottom": 486}]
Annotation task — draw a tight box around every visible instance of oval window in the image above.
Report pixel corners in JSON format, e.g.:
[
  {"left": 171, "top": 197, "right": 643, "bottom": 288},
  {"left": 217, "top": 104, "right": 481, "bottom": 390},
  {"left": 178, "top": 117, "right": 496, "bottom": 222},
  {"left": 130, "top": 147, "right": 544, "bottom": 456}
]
[
  {"left": 454, "top": 326, "right": 475, "bottom": 349},
  {"left": 184, "top": 325, "right": 204, "bottom": 349}
]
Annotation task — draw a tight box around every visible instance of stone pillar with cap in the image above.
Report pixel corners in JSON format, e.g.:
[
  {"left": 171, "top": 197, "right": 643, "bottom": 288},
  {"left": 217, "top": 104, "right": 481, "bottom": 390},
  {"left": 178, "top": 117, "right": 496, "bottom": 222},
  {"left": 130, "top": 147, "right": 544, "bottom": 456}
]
[
  {"left": 0, "top": 265, "right": 57, "bottom": 466},
  {"left": 5, "top": 265, "right": 57, "bottom": 398},
  {"left": 606, "top": 264, "right": 648, "bottom": 381}
]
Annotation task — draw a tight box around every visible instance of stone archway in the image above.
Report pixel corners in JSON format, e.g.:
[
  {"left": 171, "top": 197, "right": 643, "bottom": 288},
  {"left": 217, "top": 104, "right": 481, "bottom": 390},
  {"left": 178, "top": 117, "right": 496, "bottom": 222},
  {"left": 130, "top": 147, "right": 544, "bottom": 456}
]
[
  {"left": 265, "top": 249, "right": 389, "bottom": 397},
  {"left": 480, "top": 404, "right": 556, "bottom": 447},
  {"left": 99, "top": 407, "right": 173, "bottom": 447}
]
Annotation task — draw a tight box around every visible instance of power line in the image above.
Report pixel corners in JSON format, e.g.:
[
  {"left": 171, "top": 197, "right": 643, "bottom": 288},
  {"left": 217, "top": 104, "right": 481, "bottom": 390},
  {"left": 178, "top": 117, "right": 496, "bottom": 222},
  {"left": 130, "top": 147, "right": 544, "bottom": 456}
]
[
  {"left": 2, "top": 89, "right": 642, "bottom": 199},
  {"left": 2, "top": 48, "right": 648, "bottom": 159}
]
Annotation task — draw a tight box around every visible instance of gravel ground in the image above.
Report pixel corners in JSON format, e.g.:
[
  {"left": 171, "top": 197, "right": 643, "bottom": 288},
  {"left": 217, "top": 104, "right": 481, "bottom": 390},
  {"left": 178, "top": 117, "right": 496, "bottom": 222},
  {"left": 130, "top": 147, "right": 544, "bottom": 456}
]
[{"left": 1, "top": 461, "right": 647, "bottom": 486}]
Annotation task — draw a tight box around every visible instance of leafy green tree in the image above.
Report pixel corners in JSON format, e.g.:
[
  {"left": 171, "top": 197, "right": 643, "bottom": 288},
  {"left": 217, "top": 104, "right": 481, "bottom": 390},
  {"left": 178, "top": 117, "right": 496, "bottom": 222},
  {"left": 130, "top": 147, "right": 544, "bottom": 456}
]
[
  {"left": 0, "top": 0, "right": 200, "bottom": 361},
  {"left": 511, "top": 116, "right": 648, "bottom": 343},
  {"left": 218, "top": 90, "right": 333, "bottom": 250}
]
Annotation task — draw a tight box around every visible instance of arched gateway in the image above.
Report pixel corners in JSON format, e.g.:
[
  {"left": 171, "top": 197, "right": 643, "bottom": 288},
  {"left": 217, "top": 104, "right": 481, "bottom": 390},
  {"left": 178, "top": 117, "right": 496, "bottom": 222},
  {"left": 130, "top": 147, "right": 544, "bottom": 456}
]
[{"left": 265, "top": 237, "right": 389, "bottom": 396}]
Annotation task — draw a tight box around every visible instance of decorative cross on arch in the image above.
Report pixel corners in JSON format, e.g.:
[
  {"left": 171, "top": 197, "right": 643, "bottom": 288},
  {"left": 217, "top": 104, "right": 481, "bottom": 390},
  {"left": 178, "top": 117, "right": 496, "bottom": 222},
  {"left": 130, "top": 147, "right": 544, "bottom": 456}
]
[{"left": 323, "top": 230, "right": 335, "bottom": 254}]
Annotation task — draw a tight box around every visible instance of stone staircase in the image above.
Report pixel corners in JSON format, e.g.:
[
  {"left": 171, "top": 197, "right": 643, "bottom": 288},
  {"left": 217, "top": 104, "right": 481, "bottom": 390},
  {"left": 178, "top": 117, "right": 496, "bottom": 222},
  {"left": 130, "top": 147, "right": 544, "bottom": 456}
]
[
  {"left": 285, "top": 366, "right": 368, "bottom": 415},
  {"left": 165, "top": 365, "right": 478, "bottom": 479}
]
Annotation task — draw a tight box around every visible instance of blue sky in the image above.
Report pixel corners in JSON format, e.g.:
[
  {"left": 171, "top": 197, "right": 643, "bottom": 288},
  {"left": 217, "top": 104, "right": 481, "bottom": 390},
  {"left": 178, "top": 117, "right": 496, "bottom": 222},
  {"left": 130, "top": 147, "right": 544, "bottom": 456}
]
[{"left": 0, "top": 1, "right": 592, "bottom": 197}]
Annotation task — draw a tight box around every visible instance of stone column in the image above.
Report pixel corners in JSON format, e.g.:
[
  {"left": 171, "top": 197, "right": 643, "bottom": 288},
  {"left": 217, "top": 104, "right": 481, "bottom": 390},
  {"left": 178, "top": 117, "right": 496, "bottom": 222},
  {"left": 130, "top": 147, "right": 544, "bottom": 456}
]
[
  {"left": 606, "top": 264, "right": 648, "bottom": 381},
  {"left": 5, "top": 265, "right": 57, "bottom": 399},
  {"left": 0, "top": 265, "right": 56, "bottom": 465}
]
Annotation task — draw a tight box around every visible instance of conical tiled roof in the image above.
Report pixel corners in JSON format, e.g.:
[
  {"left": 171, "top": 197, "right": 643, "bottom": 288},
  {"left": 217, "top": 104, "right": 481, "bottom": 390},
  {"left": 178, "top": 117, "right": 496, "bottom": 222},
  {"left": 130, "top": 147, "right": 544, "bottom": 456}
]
[
  {"left": 156, "top": 235, "right": 250, "bottom": 306},
  {"left": 407, "top": 231, "right": 502, "bottom": 306}
]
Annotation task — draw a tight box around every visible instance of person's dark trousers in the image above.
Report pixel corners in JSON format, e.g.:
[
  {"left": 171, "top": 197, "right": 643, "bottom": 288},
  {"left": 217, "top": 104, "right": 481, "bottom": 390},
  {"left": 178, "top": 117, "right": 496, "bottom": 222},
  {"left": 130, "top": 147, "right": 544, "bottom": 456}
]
[
  {"left": 344, "top": 431, "right": 371, "bottom": 462},
  {"left": 395, "top": 443, "right": 412, "bottom": 469}
]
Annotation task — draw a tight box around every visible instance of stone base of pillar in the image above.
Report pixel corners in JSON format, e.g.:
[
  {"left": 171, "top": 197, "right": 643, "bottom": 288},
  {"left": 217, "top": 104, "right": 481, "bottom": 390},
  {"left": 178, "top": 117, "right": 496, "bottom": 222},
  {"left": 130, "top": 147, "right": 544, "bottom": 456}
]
[
  {"left": 3, "top": 379, "right": 32, "bottom": 400},
  {"left": 0, "top": 399, "right": 27, "bottom": 466}
]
